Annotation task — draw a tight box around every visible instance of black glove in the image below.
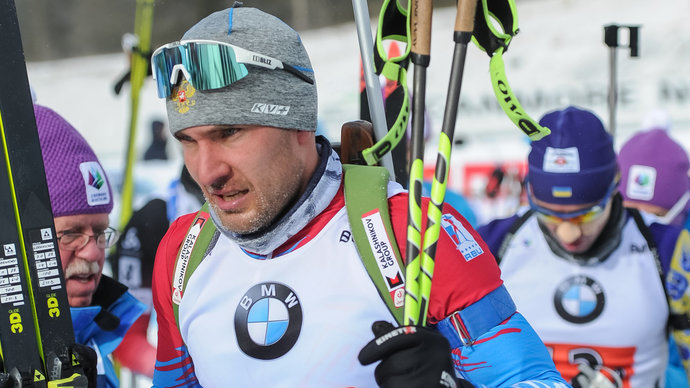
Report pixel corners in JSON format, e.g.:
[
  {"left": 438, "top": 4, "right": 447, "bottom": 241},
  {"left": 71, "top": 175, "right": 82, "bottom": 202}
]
[
  {"left": 69, "top": 343, "right": 98, "bottom": 387},
  {"left": 0, "top": 343, "right": 96, "bottom": 387},
  {"left": 0, "top": 372, "right": 12, "bottom": 388},
  {"left": 358, "top": 321, "right": 474, "bottom": 388},
  {"left": 43, "top": 343, "right": 97, "bottom": 387}
]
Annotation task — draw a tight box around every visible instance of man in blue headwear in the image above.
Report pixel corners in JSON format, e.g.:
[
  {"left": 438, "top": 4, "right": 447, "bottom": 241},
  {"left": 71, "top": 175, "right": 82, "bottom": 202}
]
[{"left": 479, "top": 106, "right": 690, "bottom": 387}]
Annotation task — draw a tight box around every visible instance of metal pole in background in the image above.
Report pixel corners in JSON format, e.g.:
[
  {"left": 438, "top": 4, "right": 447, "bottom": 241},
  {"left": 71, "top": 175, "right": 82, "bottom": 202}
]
[{"left": 604, "top": 24, "right": 640, "bottom": 139}]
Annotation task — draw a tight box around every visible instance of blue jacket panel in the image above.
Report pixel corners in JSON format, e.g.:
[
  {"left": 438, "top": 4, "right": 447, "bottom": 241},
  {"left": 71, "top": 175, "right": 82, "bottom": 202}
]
[{"left": 71, "top": 275, "right": 146, "bottom": 388}]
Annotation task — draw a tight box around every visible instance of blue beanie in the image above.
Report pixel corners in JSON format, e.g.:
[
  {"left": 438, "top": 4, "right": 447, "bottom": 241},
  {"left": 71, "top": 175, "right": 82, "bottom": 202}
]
[{"left": 528, "top": 106, "right": 618, "bottom": 205}]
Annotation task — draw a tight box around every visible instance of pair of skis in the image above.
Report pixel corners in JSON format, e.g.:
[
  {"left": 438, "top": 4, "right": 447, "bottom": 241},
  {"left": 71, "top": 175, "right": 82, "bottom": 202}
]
[{"left": 0, "top": 1, "right": 88, "bottom": 386}]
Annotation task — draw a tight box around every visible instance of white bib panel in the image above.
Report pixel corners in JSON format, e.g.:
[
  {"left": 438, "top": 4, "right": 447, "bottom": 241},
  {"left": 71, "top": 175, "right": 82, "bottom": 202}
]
[
  {"left": 179, "top": 209, "right": 394, "bottom": 387},
  {"left": 500, "top": 215, "right": 669, "bottom": 387}
]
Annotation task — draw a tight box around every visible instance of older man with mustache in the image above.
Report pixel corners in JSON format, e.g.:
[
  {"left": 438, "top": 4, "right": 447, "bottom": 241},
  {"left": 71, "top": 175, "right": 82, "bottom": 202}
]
[{"left": 35, "top": 104, "right": 146, "bottom": 388}]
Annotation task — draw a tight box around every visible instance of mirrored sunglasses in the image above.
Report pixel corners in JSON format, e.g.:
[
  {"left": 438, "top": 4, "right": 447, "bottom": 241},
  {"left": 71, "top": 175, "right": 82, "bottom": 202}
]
[{"left": 151, "top": 39, "right": 314, "bottom": 98}]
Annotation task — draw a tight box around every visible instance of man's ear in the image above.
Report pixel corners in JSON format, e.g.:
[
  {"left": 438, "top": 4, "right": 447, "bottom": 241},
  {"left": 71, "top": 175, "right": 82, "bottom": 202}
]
[{"left": 294, "top": 129, "right": 316, "bottom": 146}]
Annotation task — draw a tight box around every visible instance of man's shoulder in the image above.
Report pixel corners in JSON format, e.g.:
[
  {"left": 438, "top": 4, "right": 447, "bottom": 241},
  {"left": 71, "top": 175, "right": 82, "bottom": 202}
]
[
  {"left": 158, "top": 212, "right": 202, "bottom": 256},
  {"left": 477, "top": 213, "right": 526, "bottom": 239},
  {"left": 134, "top": 198, "right": 168, "bottom": 221},
  {"left": 643, "top": 215, "right": 686, "bottom": 275},
  {"left": 170, "top": 211, "right": 204, "bottom": 230}
]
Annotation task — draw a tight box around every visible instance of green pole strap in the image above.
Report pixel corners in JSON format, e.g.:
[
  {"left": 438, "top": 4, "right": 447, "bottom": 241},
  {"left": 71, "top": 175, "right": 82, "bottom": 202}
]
[
  {"left": 376, "top": 0, "right": 411, "bottom": 62},
  {"left": 489, "top": 48, "right": 550, "bottom": 141},
  {"left": 471, "top": 0, "right": 551, "bottom": 141},
  {"left": 361, "top": 62, "right": 409, "bottom": 166},
  {"left": 359, "top": 0, "right": 412, "bottom": 167}
]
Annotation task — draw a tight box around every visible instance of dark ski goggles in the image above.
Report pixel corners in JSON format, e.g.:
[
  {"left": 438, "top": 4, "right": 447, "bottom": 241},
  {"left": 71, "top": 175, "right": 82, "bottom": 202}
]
[{"left": 151, "top": 39, "right": 314, "bottom": 98}]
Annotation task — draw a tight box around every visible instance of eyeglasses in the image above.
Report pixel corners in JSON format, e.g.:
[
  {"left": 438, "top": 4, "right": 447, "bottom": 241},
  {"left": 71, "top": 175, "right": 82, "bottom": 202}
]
[
  {"left": 151, "top": 39, "right": 314, "bottom": 98},
  {"left": 528, "top": 178, "right": 618, "bottom": 225},
  {"left": 57, "top": 227, "right": 119, "bottom": 251}
]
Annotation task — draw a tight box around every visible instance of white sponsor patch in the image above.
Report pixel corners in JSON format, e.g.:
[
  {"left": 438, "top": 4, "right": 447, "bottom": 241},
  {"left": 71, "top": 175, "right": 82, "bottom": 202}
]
[
  {"left": 40, "top": 228, "right": 52, "bottom": 241},
  {"left": 251, "top": 103, "right": 290, "bottom": 116},
  {"left": 440, "top": 214, "right": 484, "bottom": 262},
  {"left": 361, "top": 209, "right": 405, "bottom": 307},
  {"left": 393, "top": 288, "right": 405, "bottom": 308},
  {"left": 626, "top": 164, "right": 657, "bottom": 201},
  {"left": 172, "top": 217, "right": 206, "bottom": 305},
  {"left": 78, "top": 161, "right": 111, "bottom": 206},
  {"left": 3, "top": 244, "right": 16, "bottom": 257},
  {"left": 543, "top": 147, "right": 580, "bottom": 173}
]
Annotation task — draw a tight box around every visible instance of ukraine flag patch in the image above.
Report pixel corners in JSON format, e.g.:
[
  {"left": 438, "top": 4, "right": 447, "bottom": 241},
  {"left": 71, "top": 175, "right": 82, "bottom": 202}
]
[{"left": 552, "top": 186, "right": 573, "bottom": 198}]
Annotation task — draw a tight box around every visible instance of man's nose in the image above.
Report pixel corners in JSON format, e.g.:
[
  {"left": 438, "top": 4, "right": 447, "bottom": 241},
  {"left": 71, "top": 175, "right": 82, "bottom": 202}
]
[
  {"left": 195, "top": 142, "right": 232, "bottom": 188},
  {"left": 555, "top": 221, "right": 582, "bottom": 244}
]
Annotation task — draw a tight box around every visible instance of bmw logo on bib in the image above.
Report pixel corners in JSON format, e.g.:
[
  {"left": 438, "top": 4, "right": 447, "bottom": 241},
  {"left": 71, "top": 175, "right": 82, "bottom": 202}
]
[
  {"left": 554, "top": 275, "right": 605, "bottom": 324},
  {"left": 235, "top": 282, "right": 302, "bottom": 359}
]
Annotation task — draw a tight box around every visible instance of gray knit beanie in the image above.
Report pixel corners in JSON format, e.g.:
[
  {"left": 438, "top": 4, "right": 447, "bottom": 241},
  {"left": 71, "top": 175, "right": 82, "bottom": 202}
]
[{"left": 164, "top": 6, "right": 317, "bottom": 134}]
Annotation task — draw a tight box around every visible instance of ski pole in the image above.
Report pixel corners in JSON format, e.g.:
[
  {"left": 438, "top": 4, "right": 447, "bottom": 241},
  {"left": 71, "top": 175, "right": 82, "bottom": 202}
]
[
  {"left": 404, "top": 0, "right": 433, "bottom": 326},
  {"left": 418, "top": 0, "right": 478, "bottom": 327},
  {"left": 352, "top": 0, "right": 396, "bottom": 177},
  {"left": 119, "top": 0, "right": 155, "bottom": 230}
]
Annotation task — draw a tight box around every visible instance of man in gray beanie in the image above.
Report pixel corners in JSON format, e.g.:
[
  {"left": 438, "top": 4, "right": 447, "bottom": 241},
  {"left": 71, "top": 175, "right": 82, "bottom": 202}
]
[
  {"left": 479, "top": 106, "right": 690, "bottom": 387},
  {"left": 150, "top": 5, "right": 567, "bottom": 388}
]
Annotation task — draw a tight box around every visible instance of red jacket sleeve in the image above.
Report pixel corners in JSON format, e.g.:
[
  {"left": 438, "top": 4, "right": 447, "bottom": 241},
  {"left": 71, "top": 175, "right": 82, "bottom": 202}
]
[
  {"left": 113, "top": 313, "right": 156, "bottom": 377},
  {"left": 388, "top": 193, "right": 503, "bottom": 324},
  {"left": 151, "top": 213, "right": 201, "bottom": 387}
]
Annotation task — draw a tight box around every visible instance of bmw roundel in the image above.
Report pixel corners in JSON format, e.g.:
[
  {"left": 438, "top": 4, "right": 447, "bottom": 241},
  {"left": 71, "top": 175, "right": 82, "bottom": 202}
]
[
  {"left": 235, "top": 282, "right": 302, "bottom": 360},
  {"left": 553, "top": 275, "right": 605, "bottom": 324}
]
